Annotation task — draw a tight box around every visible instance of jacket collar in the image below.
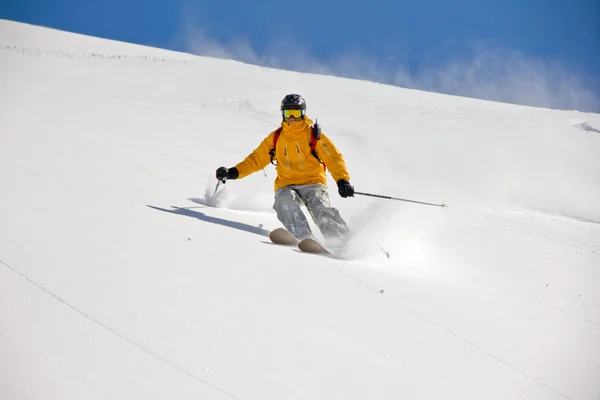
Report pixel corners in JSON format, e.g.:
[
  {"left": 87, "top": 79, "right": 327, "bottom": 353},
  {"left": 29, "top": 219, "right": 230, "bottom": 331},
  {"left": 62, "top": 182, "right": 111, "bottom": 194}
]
[{"left": 280, "top": 116, "right": 313, "bottom": 138}]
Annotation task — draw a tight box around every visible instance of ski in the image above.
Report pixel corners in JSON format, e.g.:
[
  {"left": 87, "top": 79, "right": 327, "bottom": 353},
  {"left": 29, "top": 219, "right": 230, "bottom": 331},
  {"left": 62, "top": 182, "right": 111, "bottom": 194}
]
[
  {"left": 298, "top": 238, "right": 330, "bottom": 254},
  {"left": 269, "top": 229, "right": 330, "bottom": 255},
  {"left": 269, "top": 228, "right": 299, "bottom": 246}
]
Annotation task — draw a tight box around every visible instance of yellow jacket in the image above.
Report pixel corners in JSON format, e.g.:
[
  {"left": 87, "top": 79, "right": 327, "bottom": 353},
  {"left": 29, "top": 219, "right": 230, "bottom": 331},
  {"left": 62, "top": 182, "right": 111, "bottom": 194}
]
[{"left": 235, "top": 117, "right": 350, "bottom": 191}]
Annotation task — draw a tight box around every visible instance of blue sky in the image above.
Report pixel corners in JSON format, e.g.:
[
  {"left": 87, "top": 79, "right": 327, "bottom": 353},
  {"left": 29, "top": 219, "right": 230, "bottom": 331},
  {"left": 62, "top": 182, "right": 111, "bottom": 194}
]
[{"left": 2, "top": 0, "right": 599, "bottom": 112}]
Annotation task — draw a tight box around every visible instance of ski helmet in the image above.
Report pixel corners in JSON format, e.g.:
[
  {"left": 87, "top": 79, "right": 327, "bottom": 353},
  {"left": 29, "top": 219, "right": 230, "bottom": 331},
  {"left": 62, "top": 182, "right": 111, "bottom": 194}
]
[{"left": 280, "top": 94, "right": 306, "bottom": 110}]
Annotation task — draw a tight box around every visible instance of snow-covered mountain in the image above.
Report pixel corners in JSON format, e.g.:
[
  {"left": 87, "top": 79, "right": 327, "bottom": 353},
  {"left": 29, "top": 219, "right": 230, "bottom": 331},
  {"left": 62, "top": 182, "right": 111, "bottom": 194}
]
[{"left": 1, "top": 19, "right": 599, "bottom": 400}]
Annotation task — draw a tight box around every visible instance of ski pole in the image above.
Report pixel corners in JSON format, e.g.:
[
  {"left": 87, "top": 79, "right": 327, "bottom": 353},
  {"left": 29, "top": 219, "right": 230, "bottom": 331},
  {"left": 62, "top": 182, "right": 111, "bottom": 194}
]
[
  {"left": 354, "top": 191, "right": 447, "bottom": 208},
  {"left": 210, "top": 179, "right": 226, "bottom": 207}
]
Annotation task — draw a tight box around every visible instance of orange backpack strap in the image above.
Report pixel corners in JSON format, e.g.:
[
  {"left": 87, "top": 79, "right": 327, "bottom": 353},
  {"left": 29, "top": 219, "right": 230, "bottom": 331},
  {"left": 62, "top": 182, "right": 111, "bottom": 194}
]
[{"left": 269, "top": 127, "right": 283, "bottom": 165}]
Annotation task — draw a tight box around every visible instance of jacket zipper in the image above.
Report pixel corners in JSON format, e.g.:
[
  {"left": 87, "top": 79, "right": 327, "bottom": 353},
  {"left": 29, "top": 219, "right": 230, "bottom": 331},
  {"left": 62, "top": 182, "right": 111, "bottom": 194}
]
[
  {"left": 284, "top": 145, "right": 290, "bottom": 170},
  {"left": 296, "top": 143, "right": 304, "bottom": 169}
]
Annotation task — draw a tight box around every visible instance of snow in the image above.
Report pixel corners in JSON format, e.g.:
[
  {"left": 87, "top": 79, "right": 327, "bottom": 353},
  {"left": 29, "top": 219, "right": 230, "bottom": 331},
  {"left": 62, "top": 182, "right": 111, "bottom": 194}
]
[{"left": 1, "top": 19, "right": 600, "bottom": 400}]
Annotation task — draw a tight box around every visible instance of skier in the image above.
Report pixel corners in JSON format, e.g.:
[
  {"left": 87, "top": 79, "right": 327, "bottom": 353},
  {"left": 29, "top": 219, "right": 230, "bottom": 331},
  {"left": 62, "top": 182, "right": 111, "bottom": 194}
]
[{"left": 215, "top": 94, "right": 355, "bottom": 241}]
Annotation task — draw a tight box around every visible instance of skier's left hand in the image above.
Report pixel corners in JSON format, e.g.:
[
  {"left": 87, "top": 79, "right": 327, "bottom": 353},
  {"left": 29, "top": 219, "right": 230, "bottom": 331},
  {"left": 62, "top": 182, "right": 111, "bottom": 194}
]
[{"left": 337, "top": 179, "right": 354, "bottom": 198}]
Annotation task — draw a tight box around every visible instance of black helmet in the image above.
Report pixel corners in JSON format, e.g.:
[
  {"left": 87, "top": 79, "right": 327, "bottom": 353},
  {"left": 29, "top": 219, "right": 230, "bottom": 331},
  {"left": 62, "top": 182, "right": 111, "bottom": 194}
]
[{"left": 280, "top": 94, "right": 306, "bottom": 110}]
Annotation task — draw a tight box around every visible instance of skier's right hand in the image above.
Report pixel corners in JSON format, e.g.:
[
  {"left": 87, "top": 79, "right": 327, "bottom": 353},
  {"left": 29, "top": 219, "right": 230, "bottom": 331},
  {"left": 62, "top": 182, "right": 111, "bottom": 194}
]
[{"left": 216, "top": 166, "right": 239, "bottom": 181}]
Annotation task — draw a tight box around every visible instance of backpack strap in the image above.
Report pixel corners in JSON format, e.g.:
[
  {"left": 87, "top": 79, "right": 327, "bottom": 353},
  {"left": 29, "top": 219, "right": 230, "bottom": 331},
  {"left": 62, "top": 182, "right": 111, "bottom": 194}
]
[
  {"left": 269, "top": 127, "right": 283, "bottom": 165},
  {"left": 311, "top": 121, "right": 326, "bottom": 172}
]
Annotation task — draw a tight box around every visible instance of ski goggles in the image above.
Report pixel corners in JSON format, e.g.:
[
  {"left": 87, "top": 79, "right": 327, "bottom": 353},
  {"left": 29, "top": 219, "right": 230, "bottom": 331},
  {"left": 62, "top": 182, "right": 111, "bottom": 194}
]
[{"left": 282, "top": 109, "right": 305, "bottom": 119}]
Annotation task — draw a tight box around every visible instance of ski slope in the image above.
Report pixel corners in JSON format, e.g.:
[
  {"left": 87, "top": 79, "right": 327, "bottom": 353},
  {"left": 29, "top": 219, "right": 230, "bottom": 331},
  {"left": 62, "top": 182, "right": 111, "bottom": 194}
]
[{"left": 1, "top": 20, "right": 600, "bottom": 400}]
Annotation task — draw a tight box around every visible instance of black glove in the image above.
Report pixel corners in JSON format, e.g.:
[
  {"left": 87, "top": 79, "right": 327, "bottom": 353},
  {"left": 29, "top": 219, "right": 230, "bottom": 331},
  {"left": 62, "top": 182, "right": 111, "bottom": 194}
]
[
  {"left": 215, "top": 167, "right": 239, "bottom": 181},
  {"left": 337, "top": 179, "right": 354, "bottom": 198}
]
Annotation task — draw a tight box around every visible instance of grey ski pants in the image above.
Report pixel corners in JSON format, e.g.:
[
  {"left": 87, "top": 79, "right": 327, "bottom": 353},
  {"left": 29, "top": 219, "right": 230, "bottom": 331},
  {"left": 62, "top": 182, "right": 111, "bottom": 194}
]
[{"left": 273, "top": 184, "right": 350, "bottom": 240}]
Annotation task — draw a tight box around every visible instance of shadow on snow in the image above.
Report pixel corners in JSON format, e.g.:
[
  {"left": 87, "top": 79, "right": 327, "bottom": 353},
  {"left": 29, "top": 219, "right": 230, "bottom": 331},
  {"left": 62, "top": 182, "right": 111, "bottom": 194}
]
[{"left": 147, "top": 205, "right": 270, "bottom": 237}]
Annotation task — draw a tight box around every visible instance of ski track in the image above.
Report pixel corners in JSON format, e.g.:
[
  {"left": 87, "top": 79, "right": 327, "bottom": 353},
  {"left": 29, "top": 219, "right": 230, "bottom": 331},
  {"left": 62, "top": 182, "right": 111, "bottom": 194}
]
[{"left": 0, "top": 258, "right": 241, "bottom": 400}]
